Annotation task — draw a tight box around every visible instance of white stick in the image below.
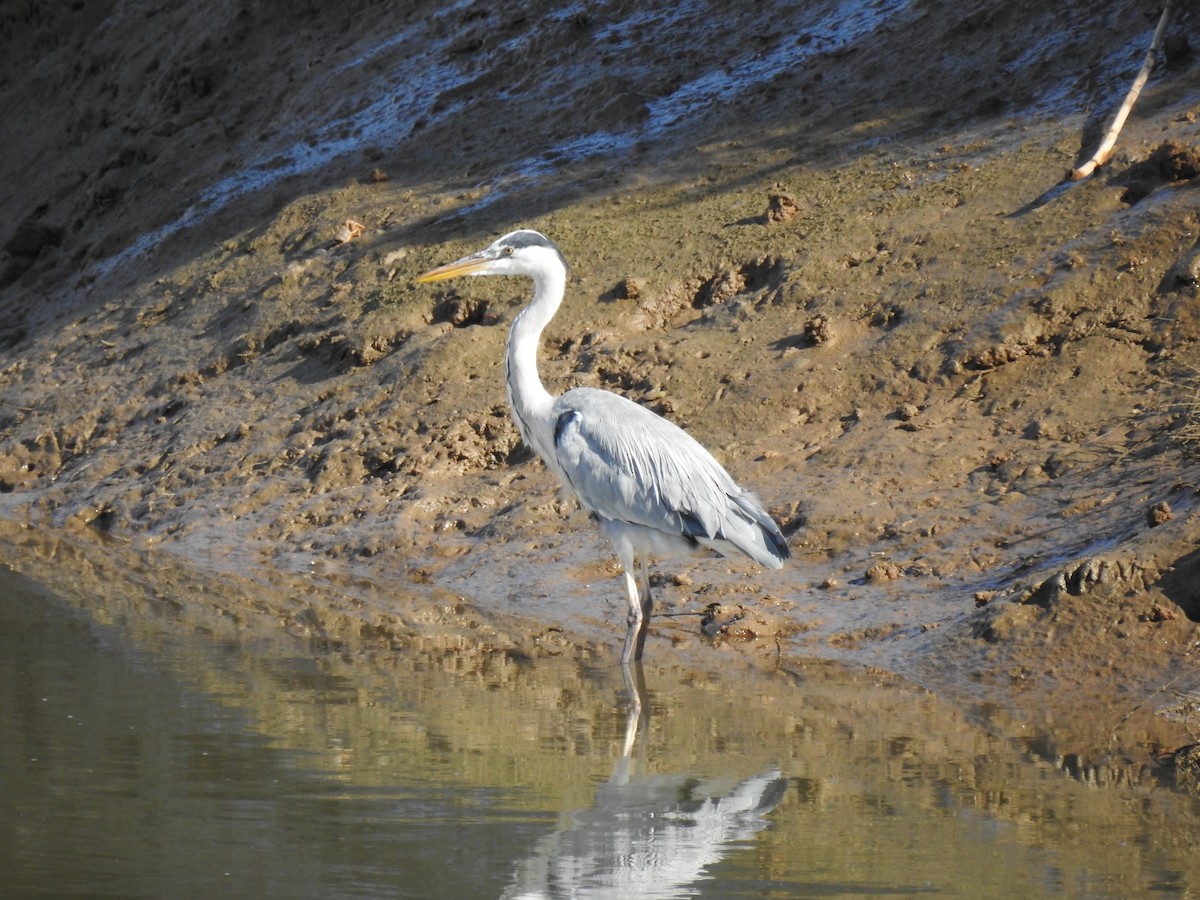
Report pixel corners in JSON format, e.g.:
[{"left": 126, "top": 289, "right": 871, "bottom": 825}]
[{"left": 1071, "top": 1, "right": 1175, "bottom": 181}]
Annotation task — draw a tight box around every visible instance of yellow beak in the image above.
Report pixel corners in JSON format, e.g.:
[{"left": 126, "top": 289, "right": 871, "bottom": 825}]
[{"left": 415, "top": 255, "right": 491, "bottom": 283}]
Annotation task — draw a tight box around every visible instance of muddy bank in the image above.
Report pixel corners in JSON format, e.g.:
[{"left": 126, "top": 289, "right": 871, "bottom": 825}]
[{"left": 2, "top": 0, "right": 1200, "bottom": 769}]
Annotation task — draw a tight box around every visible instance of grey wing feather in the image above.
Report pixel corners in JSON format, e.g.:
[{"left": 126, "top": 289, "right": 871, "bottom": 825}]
[{"left": 550, "top": 388, "right": 789, "bottom": 567}]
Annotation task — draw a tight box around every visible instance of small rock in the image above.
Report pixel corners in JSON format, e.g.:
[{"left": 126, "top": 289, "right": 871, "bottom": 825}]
[
  {"left": 1147, "top": 500, "right": 1173, "bottom": 527},
  {"left": 765, "top": 193, "right": 801, "bottom": 224},
  {"left": 614, "top": 277, "right": 645, "bottom": 301},
  {"left": 866, "top": 559, "right": 903, "bottom": 583},
  {"left": 974, "top": 590, "right": 997, "bottom": 607},
  {"left": 803, "top": 314, "right": 832, "bottom": 346}
]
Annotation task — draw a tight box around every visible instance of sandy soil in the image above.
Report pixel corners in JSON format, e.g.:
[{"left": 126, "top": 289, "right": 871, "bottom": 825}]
[{"left": 3, "top": 0, "right": 1200, "bottom": 773}]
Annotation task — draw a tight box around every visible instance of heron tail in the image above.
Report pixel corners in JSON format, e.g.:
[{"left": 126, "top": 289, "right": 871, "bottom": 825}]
[{"left": 700, "top": 491, "right": 790, "bottom": 569}]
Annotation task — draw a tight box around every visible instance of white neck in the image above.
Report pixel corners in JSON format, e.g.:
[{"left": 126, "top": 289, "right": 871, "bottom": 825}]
[{"left": 505, "top": 266, "right": 565, "bottom": 464}]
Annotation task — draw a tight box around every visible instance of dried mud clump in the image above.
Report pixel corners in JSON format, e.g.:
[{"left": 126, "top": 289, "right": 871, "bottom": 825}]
[
  {"left": 866, "top": 559, "right": 904, "bottom": 583},
  {"left": 958, "top": 340, "right": 1041, "bottom": 371},
  {"left": 1149, "top": 140, "right": 1200, "bottom": 182},
  {"left": 765, "top": 193, "right": 801, "bottom": 224},
  {"left": 694, "top": 268, "right": 746, "bottom": 309},
  {"left": 610, "top": 277, "right": 645, "bottom": 302},
  {"left": 803, "top": 314, "right": 833, "bottom": 347},
  {"left": 1119, "top": 140, "right": 1200, "bottom": 203},
  {"left": 1147, "top": 501, "right": 1173, "bottom": 527}
]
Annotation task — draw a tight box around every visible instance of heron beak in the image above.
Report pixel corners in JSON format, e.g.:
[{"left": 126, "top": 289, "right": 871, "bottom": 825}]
[{"left": 415, "top": 253, "right": 491, "bottom": 283}]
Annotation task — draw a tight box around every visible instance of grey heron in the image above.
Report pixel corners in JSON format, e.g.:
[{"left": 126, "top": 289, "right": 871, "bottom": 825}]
[{"left": 417, "top": 230, "right": 790, "bottom": 664}]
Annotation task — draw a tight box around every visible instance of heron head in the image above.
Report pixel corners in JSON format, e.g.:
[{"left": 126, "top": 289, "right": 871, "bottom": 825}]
[{"left": 416, "top": 229, "right": 568, "bottom": 283}]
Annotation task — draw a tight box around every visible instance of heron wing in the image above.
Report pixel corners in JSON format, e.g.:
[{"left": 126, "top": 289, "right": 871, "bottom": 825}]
[{"left": 549, "top": 388, "right": 788, "bottom": 567}]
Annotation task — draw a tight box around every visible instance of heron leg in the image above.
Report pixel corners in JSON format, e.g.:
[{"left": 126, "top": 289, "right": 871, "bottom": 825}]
[
  {"left": 638, "top": 556, "right": 652, "bottom": 610},
  {"left": 620, "top": 558, "right": 654, "bottom": 665}
]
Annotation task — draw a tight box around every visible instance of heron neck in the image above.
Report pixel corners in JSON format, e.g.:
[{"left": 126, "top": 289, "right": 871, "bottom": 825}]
[{"left": 505, "top": 270, "right": 564, "bottom": 455}]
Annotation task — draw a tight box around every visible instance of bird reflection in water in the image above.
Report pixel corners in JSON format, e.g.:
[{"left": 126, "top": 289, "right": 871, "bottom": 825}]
[{"left": 500, "top": 663, "right": 787, "bottom": 900}]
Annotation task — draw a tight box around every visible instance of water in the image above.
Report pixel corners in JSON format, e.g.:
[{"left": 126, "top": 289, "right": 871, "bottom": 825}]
[{"left": 1, "top": 549, "right": 1199, "bottom": 899}]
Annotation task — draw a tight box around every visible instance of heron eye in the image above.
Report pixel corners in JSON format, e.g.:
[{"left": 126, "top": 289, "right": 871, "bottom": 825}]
[{"left": 503, "top": 246, "right": 514, "bottom": 255}]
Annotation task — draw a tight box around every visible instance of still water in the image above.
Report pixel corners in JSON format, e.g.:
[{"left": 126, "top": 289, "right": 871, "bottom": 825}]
[{"left": 2, "top": 553, "right": 1199, "bottom": 898}]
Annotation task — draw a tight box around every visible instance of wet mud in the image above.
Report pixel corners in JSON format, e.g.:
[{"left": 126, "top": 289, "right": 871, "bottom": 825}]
[{"left": 2, "top": 0, "right": 1200, "bottom": 778}]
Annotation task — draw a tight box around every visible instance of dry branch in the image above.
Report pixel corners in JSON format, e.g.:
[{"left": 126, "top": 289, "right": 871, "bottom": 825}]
[{"left": 1071, "top": 1, "right": 1176, "bottom": 181}]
